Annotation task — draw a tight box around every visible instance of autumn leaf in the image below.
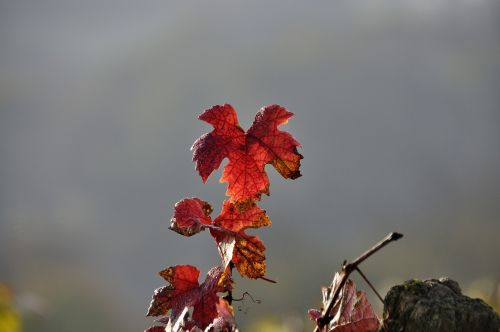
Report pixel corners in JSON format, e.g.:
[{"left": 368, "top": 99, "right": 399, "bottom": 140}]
[
  {"left": 213, "top": 200, "right": 272, "bottom": 232},
  {"left": 147, "top": 265, "right": 233, "bottom": 330},
  {"left": 229, "top": 233, "right": 266, "bottom": 279},
  {"left": 147, "top": 265, "right": 200, "bottom": 318},
  {"left": 169, "top": 198, "right": 271, "bottom": 279},
  {"left": 145, "top": 102, "right": 304, "bottom": 332},
  {"left": 212, "top": 233, "right": 235, "bottom": 270},
  {"left": 169, "top": 198, "right": 213, "bottom": 236},
  {"left": 192, "top": 104, "right": 302, "bottom": 201},
  {"left": 309, "top": 273, "right": 380, "bottom": 332},
  {"left": 152, "top": 301, "right": 237, "bottom": 332},
  {"left": 308, "top": 309, "right": 322, "bottom": 322},
  {"left": 205, "top": 298, "right": 238, "bottom": 332},
  {"left": 211, "top": 200, "right": 271, "bottom": 278},
  {"left": 146, "top": 307, "right": 191, "bottom": 332},
  {"left": 191, "top": 104, "right": 245, "bottom": 184},
  {"left": 145, "top": 326, "right": 166, "bottom": 332}
]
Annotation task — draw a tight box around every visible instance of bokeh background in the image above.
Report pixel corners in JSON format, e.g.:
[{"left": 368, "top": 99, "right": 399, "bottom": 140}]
[{"left": 1, "top": 1, "right": 499, "bottom": 331}]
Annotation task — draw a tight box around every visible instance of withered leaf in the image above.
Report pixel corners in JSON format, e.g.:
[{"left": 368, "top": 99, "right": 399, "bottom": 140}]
[{"left": 309, "top": 273, "right": 380, "bottom": 332}]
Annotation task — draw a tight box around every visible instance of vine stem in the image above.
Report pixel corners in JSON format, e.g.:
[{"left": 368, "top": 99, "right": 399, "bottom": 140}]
[
  {"left": 314, "top": 232, "right": 403, "bottom": 332},
  {"left": 355, "top": 267, "right": 384, "bottom": 304}
]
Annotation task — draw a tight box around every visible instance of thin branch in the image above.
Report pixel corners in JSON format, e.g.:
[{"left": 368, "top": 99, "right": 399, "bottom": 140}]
[
  {"left": 349, "top": 232, "right": 403, "bottom": 268},
  {"left": 314, "top": 232, "right": 403, "bottom": 332},
  {"left": 355, "top": 267, "right": 384, "bottom": 304}
]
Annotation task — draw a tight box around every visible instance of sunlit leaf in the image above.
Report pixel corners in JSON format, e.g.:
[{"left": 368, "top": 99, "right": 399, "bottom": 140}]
[
  {"left": 192, "top": 104, "right": 302, "bottom": 201},
  {"left": 147, "top": 265, "right": 233, "bottom": 330}
]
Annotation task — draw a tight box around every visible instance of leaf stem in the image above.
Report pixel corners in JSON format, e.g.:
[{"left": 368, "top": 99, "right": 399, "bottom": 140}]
[{"left": 259, "top": 276, "right": 277, "bottom": 283}]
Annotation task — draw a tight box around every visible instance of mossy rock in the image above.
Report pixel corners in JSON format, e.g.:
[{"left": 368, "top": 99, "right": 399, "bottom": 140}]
[{"left": 381, "top": 278, "right": 499, "bottom": 332}]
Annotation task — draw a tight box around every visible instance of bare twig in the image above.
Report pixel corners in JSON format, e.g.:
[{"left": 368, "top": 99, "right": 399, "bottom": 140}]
[
  {"left": 355, "top": 267, "right": 384, "bottom": 304},
  {"left": 314, "top": 232, "right": 403, "bottom": 332}
]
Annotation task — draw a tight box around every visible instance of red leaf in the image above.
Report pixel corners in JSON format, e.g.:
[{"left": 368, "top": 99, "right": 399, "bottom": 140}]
[
  {"left": 159, "top": 265, "right": 200, "bottom": 295},
  {"left": 192, "top": 104, "right": 302, "bottom": 201},
  {"left": 205, "top": 298, "right": 237, "bottom": 331},
  {"left": 247, "top": 105, "right": 302, "bottom": 180},
  {"left": 213, "top": 200, "right": 271, "bottom": 232},
  {"left": 310, "top": 273, "right": 380, "bottom": 332},
  {"left": 308, "top": 309, "right": 322, "bottom": 322},
  {"left": 169, "top": 198, "right": 213, "bottom": 236},
  {"left": 147, "top": 265, "right": 200, "bottom": 317},
  {"left": 147, "top": 265, "right": 233, "bottom": 330},
  {"left": 211, "top": 200, "right": 271, "bottom": 279},
  {"left": 145, "top": 327, "right": 165, "bottom": 332},
  {"left": 169, "top": 198, "right": 271, "bottom": 279},
  {"left": 191, "top": 104, "right": 245, "bottom": 183}
]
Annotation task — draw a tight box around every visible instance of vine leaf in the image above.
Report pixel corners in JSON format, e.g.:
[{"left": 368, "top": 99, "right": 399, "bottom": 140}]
[
  {"left": 213, "top": 233, "right": 235, "bottom": 269},
  {"left": 227, "top": 233, "right": 266, "bottom": 280},
  {"left": 145, "top": 103, "right": 304, "bottom": 332},
  {"left": 211, "top": 200, "right": 271, "bottom": 278},
  {"left": 169, "top": 198, "right": 271, "bottom": 279},
  {"left": 192, "top": 104, "right": 302, "bottom": 202},
  {"left": 147, "top": 265, "right": 233, "bottom": 330},
  {"left": 145, "top": 327, "right": 167, "bottom": 332},
  {"left": 145, "top": 307, "right": 188, "bottom": 332},
  {"left": 191, "top": 104, "right": 245, "bottom": 184},
  {"left": 169, "top": 198, "right": 213, "bottom": 236},
  {"left": 205, "top": 298, "right": 238, "bottom": 331},
  {"left": 309, "top": 273, "right": 380, "bottom": 332},
  {"left": 213, "top": 200, "right": 272, "bottom": 232}
]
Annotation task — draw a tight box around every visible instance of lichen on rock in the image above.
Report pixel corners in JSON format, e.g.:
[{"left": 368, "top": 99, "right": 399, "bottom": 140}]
[{"left": 382, "top": 277, "right": 499, "bottom": 332}]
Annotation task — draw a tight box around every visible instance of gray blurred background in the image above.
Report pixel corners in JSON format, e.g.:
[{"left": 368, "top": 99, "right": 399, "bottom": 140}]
[{"left": 1, "top": 1, "right": 499, "bottom": 331}]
